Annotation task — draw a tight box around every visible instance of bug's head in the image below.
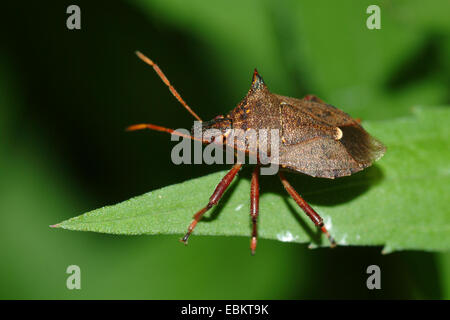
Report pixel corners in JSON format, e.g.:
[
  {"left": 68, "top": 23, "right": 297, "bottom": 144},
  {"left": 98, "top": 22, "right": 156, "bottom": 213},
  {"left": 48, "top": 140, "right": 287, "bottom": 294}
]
[{"left": 191, "top": 115, "right": 232, "bottom": 142}]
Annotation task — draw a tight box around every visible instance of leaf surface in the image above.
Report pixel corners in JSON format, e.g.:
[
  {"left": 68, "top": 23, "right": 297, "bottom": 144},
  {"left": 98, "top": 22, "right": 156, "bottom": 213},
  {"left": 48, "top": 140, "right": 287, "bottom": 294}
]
[{"left": 53, "top": 107, "right": 450, "bottom": 252}]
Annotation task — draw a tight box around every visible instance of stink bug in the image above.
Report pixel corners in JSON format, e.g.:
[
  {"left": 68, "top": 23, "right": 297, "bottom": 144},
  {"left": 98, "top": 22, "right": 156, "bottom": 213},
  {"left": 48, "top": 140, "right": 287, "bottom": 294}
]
[{"left": 128, "top": 51, "right": 386, "bottom": 254}]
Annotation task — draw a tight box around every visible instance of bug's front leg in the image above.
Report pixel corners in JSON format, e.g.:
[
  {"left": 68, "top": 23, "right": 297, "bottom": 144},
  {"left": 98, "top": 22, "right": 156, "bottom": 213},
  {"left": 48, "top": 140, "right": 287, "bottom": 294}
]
[
  {"left": 180, "top": 163, "right": 243, "bottom": 244},
  {"left": 278, "top": 172, "right": 336, "bottom": 247},
  {"left": 250, "top": 165, "right": 260, "bottom": 255}
]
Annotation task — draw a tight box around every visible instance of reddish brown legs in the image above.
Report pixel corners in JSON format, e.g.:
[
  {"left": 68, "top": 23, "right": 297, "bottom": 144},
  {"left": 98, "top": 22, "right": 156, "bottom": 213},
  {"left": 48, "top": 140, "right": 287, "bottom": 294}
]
[
  {"left": 181, "top": 163, "right": 243, "bottom": 244},
  {"left": 278, "top": 172, "right": 336, "bottom": 247},
  {"left": 250, "top": 166, "right": 260, "bottom": 255}
]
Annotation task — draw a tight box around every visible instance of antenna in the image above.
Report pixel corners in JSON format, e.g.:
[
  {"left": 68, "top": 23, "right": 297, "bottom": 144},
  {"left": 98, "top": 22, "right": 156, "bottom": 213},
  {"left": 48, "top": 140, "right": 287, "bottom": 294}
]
[
  {"left": 135, "top": 51, "right": 202, "bottom": 122},
  {"left": 126, "top": 123, "right": 205, "bottom": 143}
]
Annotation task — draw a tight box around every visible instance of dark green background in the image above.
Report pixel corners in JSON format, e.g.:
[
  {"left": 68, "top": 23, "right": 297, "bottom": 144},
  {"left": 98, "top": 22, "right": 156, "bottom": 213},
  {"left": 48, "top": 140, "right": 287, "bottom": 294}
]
[{"left": 1, "top": 0, "right": 449, "bottom": 299}]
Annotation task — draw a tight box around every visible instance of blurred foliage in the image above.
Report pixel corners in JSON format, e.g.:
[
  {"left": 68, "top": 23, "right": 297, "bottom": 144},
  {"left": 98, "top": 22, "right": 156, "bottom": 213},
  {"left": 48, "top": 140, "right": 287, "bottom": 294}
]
[{"left": 0, "top": 0, "right": 449, "bottom": 299}]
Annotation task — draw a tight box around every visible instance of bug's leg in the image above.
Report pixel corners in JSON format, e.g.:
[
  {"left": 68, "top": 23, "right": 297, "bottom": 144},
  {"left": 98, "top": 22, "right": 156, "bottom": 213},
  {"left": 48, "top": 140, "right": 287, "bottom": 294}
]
[
  {"left": 278, "top": 172, "right": 336, "bottom": 247},
  {"left": 303, "top": 94, "right": 325, "bottom": 103},
  {"left": 250, "top": 165, "right": 260, "bottom": 255},
  {"left": 181, "top": 163, "right": 243, "bottom": 244}
]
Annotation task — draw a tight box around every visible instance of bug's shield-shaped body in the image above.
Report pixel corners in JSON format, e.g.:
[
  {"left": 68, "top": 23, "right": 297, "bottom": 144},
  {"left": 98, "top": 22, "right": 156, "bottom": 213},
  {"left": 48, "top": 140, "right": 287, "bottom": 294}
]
[{"left": 200, "top": 70, "right": 386, "bottom": 179}]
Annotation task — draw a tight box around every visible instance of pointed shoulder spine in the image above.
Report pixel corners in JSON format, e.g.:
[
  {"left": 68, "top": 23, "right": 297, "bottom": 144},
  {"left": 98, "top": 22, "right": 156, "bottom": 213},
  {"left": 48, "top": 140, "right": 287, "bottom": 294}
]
[{"left": 251, "top": 68, "right": 268, "bottom": 92}]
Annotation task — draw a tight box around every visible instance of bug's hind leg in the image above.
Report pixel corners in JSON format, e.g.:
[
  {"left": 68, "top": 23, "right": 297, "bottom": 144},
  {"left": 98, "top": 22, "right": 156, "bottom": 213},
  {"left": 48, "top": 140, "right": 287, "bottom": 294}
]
[
  {"left": 250, "top": 165, "right": 260, "bottom": 255},
  {"left": 278, "top": 172, "right": 336, "bottom": 247},
  {"left": 180, "top": 163, "right": 243, "bottom": 244}
]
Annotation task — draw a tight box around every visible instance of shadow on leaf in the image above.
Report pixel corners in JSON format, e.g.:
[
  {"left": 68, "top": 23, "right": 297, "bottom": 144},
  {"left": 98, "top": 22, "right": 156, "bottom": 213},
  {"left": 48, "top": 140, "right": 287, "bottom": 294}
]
[{"left": 196, "top": 163, "right": 384, "bottom": 245}]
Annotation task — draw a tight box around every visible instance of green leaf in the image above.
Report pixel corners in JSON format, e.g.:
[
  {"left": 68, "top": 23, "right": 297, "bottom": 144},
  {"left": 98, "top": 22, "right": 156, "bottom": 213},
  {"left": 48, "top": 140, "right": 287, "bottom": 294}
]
[{"left": 52, "top": 107, "right": 450, "bottom": 253}]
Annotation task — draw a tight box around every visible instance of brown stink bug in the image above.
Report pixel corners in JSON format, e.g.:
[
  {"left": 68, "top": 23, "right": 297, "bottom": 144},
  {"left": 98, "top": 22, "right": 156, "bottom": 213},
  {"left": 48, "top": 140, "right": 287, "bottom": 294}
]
[{"left": 127, "top": 51, "right": 386, "bottom": 255}]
